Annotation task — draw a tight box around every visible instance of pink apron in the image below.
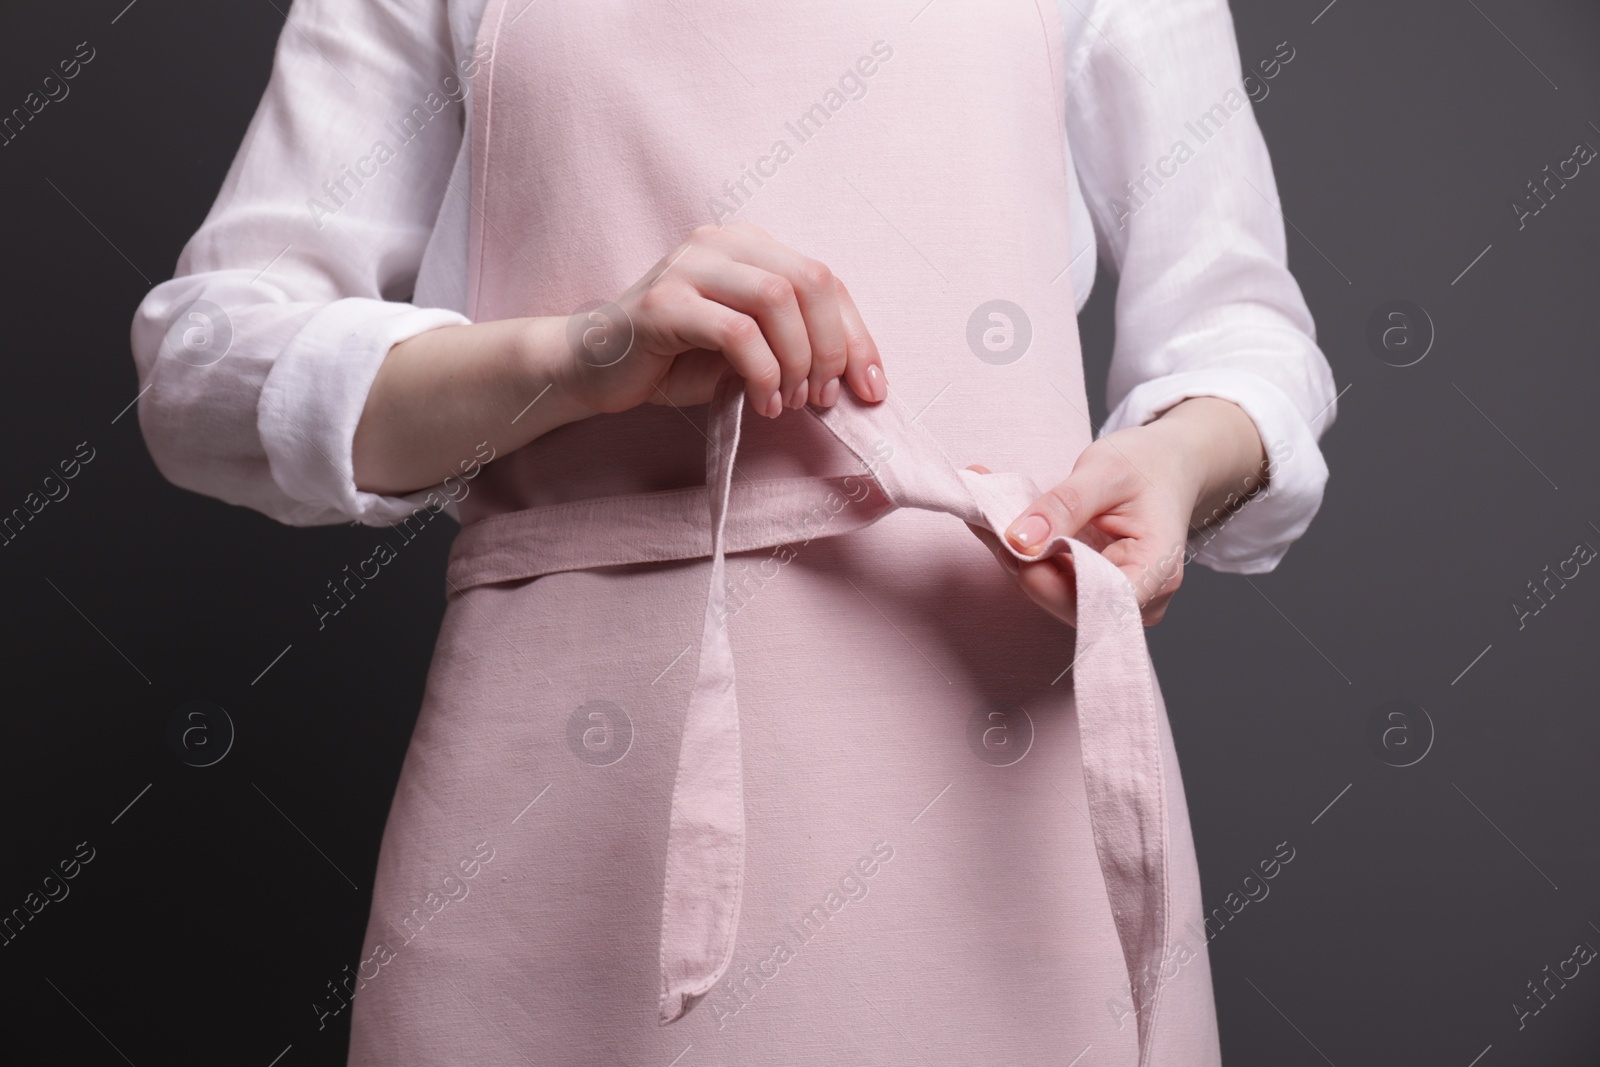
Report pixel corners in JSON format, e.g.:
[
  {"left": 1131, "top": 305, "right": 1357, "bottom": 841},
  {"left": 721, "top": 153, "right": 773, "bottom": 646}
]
[{"left": 347, "top": 2, "right": 1222, "bottom": 1063}]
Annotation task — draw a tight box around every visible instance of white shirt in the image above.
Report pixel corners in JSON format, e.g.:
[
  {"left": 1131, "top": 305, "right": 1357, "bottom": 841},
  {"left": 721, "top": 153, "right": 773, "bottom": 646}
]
[{"left": 129, "top": 0, "right": 1336, "bottom": 574}]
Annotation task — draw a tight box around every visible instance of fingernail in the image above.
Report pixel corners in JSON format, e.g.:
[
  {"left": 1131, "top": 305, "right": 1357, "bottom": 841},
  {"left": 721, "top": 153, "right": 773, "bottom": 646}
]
[
  {"left": 1008, "top": 515, "right": 1050, "bottom": 551},
  {"left": 819, "top": 377, "right": 840, "bottom": 406},
  {"left": 867, "top": 364, "right": 886, "bottom": 401},
  {"left": 766, "top": 390, "right": 783, "bottom": 418},
  {"left": 787, "top": 379, "right": 809, "bottom": 409}
]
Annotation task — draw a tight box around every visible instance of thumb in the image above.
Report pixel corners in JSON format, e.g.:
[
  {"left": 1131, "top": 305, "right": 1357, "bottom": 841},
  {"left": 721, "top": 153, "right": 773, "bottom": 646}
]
[{"left": 1003, "top": 462, "right": 1122, "bottom": 558}]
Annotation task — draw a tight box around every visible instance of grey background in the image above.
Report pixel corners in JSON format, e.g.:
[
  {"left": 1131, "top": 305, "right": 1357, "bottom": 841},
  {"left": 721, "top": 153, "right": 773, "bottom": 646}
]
[{"left": 1, "top": 0, "right": 1596, "bottom": 1063}]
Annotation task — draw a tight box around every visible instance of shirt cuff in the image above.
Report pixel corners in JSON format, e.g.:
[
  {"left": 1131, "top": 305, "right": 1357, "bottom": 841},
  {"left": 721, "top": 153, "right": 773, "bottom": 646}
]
[
  {"left": 257, "top": 298, "right": 474, "bottom": 527},
  {"left": 1099, "top": 368, "right": 1330, "bottom": 574}
]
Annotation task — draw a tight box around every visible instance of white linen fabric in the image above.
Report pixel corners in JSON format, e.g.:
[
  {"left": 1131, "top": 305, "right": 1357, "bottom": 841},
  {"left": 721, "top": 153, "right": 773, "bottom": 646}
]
[{"left": 128, "top": 0, "right": 1336, "bottom": 574}]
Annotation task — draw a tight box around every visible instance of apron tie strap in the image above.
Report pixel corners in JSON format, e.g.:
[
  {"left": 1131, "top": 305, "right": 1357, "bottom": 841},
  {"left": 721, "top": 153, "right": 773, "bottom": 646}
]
[{"left": 657, "top": 369, "right": 1172, "bottom": 1067}]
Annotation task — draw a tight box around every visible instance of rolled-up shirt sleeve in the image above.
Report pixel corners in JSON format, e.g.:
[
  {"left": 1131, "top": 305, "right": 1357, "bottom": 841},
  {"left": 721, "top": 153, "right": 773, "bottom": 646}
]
[
  {"left": 1061, "top": 0, "right": 1339, "bottom": 573},
  {"left": 129, "top": 0, "right": 475, "bottom": 527}
]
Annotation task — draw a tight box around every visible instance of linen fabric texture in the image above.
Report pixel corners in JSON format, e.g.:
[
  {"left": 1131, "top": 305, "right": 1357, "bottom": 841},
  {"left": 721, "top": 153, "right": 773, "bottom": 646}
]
[{"left": 341, "top": 1, "right": 1226, "bottom": 1064}]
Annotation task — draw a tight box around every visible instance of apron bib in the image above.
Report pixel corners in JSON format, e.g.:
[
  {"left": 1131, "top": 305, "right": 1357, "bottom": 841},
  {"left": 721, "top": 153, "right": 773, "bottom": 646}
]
[{"left": 450, "top": 3, "right": 1174, "bottom": 1062}]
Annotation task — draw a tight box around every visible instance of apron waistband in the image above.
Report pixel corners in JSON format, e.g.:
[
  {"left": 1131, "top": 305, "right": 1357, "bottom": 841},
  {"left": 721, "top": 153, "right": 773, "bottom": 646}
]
[
  {"left": 444, "top": 371, "right": 1173, "bottom": 1067},
  {"left": 445, "top": 475, "right": 895, "bottom": 591}
]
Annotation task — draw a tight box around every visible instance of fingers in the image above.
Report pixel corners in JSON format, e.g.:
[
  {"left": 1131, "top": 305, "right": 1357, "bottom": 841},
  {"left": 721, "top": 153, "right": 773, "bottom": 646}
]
[
  {"left": 964, "top": 520, "right": 1020, "bottom": 577},
  {"left": 1100, "top": 535, "right": 1188, "bottom": 626},
  {"left": 646, "top": 291, "right": 783, "bottom": 417},
  {"left": 1004, "top": 453, "right": 1132, "bottom": 558},
  {"left": 832, "top": 277, "right": 887, "bottom": 404},
  {"left": 663, "top": 222, "right": 886, "bottom": 411},
  {"left": 965, "top": 463, "right": 1076, "bottom": 625},
  {"left": 972, "top": 459, "right": 1184, "bottom": 628},
  {"left": 1013, "top": 555, "right": 1078, "bottom": 628},
  {"left": 681, "top": 257, "right": 814, "bottom": 411},
  {"left": 693, "top": 222, "right": 846, "bottom": 409}
]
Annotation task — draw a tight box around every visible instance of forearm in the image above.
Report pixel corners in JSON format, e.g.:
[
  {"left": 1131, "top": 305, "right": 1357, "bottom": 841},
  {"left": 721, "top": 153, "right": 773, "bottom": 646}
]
[
  {"left": 1146, "top": 396, "right": 1269, "bottom": 532},
  {"left": 352, "top": 316, "right": 594, "bottom": 495}
]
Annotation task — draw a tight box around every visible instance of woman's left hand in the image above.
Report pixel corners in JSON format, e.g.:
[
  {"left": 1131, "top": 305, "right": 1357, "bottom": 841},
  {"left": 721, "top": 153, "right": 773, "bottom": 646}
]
[{"left": 965, "top": 396, "right": 1267, "bottom": 627}]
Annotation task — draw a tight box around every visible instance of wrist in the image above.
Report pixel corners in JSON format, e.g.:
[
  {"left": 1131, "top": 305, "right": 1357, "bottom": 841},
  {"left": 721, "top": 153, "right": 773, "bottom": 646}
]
[
  {"left": 1148, "top": 397, "right": 1268, "bottom": 530},
  {"left": 515, "top": 315, "right": 600, "bottom": 429}
]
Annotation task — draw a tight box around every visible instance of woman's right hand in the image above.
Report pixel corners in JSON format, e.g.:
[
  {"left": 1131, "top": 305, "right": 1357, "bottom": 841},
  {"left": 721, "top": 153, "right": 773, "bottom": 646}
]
[
  {"left": 354, "top": 221, "right": 887, "bottom": 496},
  {"left": 557, "top": 219, "right": 889, "bottom": 419}
]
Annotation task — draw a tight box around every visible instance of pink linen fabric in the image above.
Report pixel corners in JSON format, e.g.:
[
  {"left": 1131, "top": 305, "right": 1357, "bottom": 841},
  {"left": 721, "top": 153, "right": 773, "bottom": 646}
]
[
  {"left": 346, "top": 1, "right": 1223, "bottom": 1063},
  {"left": 448, "top": 368, "right": 1178, "bottom": 1063}
]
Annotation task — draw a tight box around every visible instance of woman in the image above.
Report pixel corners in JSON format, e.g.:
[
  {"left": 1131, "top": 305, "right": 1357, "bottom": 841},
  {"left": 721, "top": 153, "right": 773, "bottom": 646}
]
[{"left": 131, "top": 0, "right": 1335, "bottom": 1062}]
